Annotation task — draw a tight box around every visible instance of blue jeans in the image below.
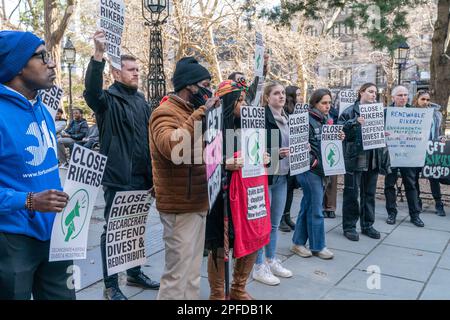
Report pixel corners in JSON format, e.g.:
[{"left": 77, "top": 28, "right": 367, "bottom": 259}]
[
  {"left": 256, "top": 175, "right": 287, "bottom": 265},
  {"left": 292, "top": 171, "right": 326, "bottom": 252}
]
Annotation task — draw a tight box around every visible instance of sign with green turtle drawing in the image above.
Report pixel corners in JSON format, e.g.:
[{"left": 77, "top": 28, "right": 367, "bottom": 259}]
[
  {"left": 321, "top": 125, "right": 346, "bottom": 176},
  {"left": 241, "top": 106, "right": 266, "bottom": 178},
  {"left": 49, "top": 145, "right": 107, "bottom": 261}
]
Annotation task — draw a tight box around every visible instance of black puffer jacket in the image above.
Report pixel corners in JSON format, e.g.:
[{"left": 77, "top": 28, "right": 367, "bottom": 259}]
[
  {"left": 338, "top": 102, "right": 390, "bottom": 174},
  {"left": 308, "top": 108, "right": 328, "bottom": 177},
  {"left": 66, "top": 118, "right": 89, "bottom": 141},
  {"left": 83, "top": 58, "right": 152, "bottom": 189}
]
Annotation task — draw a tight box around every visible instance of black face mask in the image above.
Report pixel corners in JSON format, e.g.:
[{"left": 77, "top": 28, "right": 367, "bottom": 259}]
[{"left": 189, "top": 86, "right": 213, "bottom": 109}]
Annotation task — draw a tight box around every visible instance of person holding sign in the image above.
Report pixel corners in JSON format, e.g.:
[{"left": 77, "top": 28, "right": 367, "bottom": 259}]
[
  {"left": 384, "top": 86, "right": 424, "bottom": 227},
  {"left": 252, "top": 82, "right": 293, "bottom": 286},
  {"left": 413, "top": 90, "right": 446, "bottom": 217},
  {"left": 338, "top": 83, "right": 388, "bottom": 241},
  {"left": 291, "top": 89, "right": 345, "bottom": 260},
  {"left": 150, "top": 57, "right": 220, "bottom": 300},
  {"left": 0, "top": 30, "right": 74, "bottom": 300},
  {"left": 84, "top": 30, "right": 159, "bottom": 300},
  {"left": 206, "top": 80, "right": 271, "bottom": 300}
]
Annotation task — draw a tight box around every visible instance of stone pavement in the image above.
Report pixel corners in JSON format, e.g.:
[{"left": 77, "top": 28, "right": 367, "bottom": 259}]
[{"left": 74, "top": 180, "right": 450, "bottom": 300}]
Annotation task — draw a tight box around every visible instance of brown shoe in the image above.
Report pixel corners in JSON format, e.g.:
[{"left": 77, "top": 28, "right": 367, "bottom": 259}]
[
  {"left": 230, "top": 251, "right": 258, "bottom": 300},
  {"left": 207, "top": 250, "right": 225, "bottom": 300}
]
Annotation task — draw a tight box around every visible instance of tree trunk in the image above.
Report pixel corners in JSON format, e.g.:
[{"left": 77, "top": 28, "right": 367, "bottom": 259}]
[{"left": 430, "top": 0, "right": 450, "bottom": 129}]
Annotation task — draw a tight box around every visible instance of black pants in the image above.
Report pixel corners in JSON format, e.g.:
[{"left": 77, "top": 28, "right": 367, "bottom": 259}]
[
  {"left": 0, "top": 232, "right": 75, "bottom": 300},
  {"left": 415, "top": 169, "right": 442, "bottom": 202},
  {"left": 100, "top": 175, "right": 151, "bottom": 288},
  {"left": 283, "top": 175, "right": 297, "bottom": 215},
  {"left": 385, "top": 168, "right": 421, "bottom": 217},
  {"left": 342, "top": 171, "right": 378, "bottom": 232}
]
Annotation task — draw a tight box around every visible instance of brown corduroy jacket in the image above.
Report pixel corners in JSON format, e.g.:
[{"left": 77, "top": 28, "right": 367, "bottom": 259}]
[{"left": 149, "top": 95, "right": 209, "bottom": 214}]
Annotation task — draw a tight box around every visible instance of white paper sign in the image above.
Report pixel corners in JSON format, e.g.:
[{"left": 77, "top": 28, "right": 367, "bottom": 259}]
[
  {"left": 254, "top": 32, "right": 264, "bottom": 78},
  {"left": 289, "top": 104, "right": 310, "bottom": 175},
  {"left": 338, "top": 90, "right": 357, "bottom": 116},
  {"left": 360, "top": 103, "right": 386, "bottom": 150},
  {"left": 247, "top": 185, "right": 267, "bottom": 220},
  {"left": 98, "top": 0, "right": 125, "bottom": 70},
  {"left": 385, "top": 107, "right": 434, "bottom": 167},
  {"left": 39, "top": 86, "right": 64, "bottom": 120},
  {"left": 321, "top": 125, "right": 346, "bottom": 176},
  {"left": 205, "top": 104, "right": 223, "bottom": 209},
  {"left": 49, "top": 145, "right": 107, "bottom": 261},
  {"left": 106, "top": 190, "right": 151, "bottom": 276},
  {"left": 241, "top": 106, "right": 266, "bottom": 178}
]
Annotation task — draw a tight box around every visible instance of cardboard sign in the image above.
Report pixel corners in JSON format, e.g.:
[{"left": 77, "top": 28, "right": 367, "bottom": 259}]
[
  {"left": 360, "top": 103, "right": 386, "bottom": 150},
  {"left": 39, "top": 86, "right": 64, "bottom": 120},
  {"left": 321, "top": 125, "right": 346, "bottom": 176},
  {"left": 241, "top": 106, "right": 266, "bottom": 178},
  {"left": 289, "top": 104, "right": 310, "bottom": 175},
  {"left": 338, "top": 90, "right": 357, "bottom": 116}
]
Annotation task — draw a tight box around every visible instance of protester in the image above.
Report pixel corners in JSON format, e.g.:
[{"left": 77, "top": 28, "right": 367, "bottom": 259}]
[
  {"left": 252, "top": 82, "right": 293, "bottom": 286},
  {"left": 77, "top": 113, "right": 99, "bottom": 150},
  {"left": 0, "top": 30, "right": 74, "bottom": 300},
  {"left": 57, "top": 108, "right": 88, "bottom": 167},
  {"left": 206, "top": 80, "right": 271, "bottom": 300},
  {"left": 323, "top": 102, "right": 340, "bottom": 219},
  {"left": 84, "top": 30, "right": 159, "bottom": 300},
  {"left": 279, "top": 85, "right": 302, "bottom": 232},
  {"left": 384, "top": 85, "right": 424, "bottom": 227},
  {"left": 338, "top": 83, "right": 387, "bottom": 241},
  {"left": 413, "top": 90, "right": 446, "bottom": 217},
  {"left": 291, "top": 89, "right": 345, "bottom": 260},
  {"left": 55, "top": 108, "right": 67, "bottom": 137},
  {"left": 149, "top": 56, "right": 220, "bottom": 300}
]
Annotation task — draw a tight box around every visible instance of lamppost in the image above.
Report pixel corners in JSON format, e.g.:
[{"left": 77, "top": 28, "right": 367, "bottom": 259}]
[
  {"left": 394, "top": 41, "right": 410, "bottom": 85},
  {"left": 63, "top": 38, "right": 76, "bottom": 119},
  {"left": 142, "top": 0, "right": 169, "bottom": 110}
]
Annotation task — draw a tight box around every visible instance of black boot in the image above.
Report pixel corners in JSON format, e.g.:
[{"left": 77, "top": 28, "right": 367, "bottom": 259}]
[
  {"left": 279, "top": 214, "right": 291, "bottom": 232},
  {"left": 410, "top": 215, "right": 425, "bottom": 228},
  {"left": 284, "top": 213, "right": 296, "bottom": 230},
  {"left": 104, "top": 286, "right": 127, "bottom": 300},
  {"left": 436, "top": 201, "right": 446, "bottom": 217}
]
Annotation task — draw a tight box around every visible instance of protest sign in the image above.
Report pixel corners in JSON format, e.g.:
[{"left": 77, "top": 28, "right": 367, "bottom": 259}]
[
  {"left": 39, "top": 86, "right": 64, "bottom": 120},
  {"left": 106, "top": 190, "right": 151, "bottom": 276},
  {"left": 359, "top": 103, "right": 386, "bottom": 150},
  {"left": 289, "top": 104, "right": 310, "bottom": 175},
  {"left": 205, "top": 104, "right": 223, "bottom": 209},
  {"left": 98, "top": 0, "right": 125, "bottom": 70},
  {"left": 254, "top": 32, "right": 264, "bottom": 78},
  {"left": 422, "top": 141, "right": 450, "bottom": 179},
  {"left": 321, "top": 125, "right": 346, "bottom": 176},
  {"left": 241, "top": 106, "right": 266, "bottom": 178},
  {"left": 247, "top": 186, "right": 267, "bottom": 220},
  {"left": 49, "top": 145, "right": 107, "bottom": 261},
  {"left": 385, "top": 107, "right": 433, "bottom": 167},
  {"left": 338, "top": 90, "right": 357, "bottom": 116}
]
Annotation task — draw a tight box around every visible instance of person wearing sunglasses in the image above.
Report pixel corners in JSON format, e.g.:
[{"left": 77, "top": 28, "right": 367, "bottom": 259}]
[
  {"left": 0, "top": 30, "right": 74, "bottom": 300},
  {"left": 413, "top": 90, "right": 446, "bottom": 217}
]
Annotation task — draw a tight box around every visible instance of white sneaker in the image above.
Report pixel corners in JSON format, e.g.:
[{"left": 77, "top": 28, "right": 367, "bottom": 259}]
[
  {"left": 252, "top": 263, "right": 280, "bottom": 286},
  {"left": 317, "top": 247, "right": 334, "bottom": 260},
  {"left": 291, "top": 244, "right": 313, "bottom": 258},
  {"left": 267, "top": 258, "right": 293, "bottom": 278}
]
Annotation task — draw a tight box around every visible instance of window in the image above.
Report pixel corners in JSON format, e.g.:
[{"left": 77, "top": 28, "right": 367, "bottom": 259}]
[
  {"left": 332, "top": 22, "right": 354, "bottom": 38},
  {"left": 376, "top": 66, "right": 386, "bottom": 86},
  {"left": 328, "top": 67, "right": 352, "bottom": 88},
  {"left": 306, "top": 26, "right": 318, "bottom": 37}
]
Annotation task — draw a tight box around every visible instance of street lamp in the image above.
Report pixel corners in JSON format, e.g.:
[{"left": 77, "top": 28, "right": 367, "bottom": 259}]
[
  {"left": 394, "top": 41, "right": 410, "bottom": 85},
  {"left": 63, "top": 38, "right": 76, "bottom": 119},
  {"left": 142, "top": 0, "right": 170, "bottom": 109}
]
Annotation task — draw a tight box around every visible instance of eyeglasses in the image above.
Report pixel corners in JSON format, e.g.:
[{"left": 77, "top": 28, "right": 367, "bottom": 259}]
[{"left": 31, "top": 51, "right": 52, "bottom": 65}]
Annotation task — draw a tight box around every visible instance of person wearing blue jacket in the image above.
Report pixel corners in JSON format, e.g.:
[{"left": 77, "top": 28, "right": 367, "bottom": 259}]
[{"left": 0, "top": 30, "right": 74, "bottom": 300}]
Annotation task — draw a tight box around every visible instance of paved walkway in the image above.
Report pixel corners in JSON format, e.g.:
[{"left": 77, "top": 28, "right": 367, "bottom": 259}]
[{"left": 74, "top": 185, "right": 450, "bottom": 300}]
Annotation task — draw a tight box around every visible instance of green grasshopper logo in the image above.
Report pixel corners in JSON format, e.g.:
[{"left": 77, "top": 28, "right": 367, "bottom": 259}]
[{"left": 64, "top": 201, "right": 80, "bottom": 242}]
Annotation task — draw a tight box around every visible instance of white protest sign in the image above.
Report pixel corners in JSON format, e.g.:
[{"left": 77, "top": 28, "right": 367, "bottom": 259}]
[
  {"left": 254, "top": 32, "right": 264, "bottom": 78},
  {"left": 360, "top": 103, "right": 386, "bottom": 150},
  {"left": 98, "top": 0, "right": 125, "bottom": 70},
  {"left": 241, "top": 106, "right": 266, "bottom": 178},
  {"left": 338, "top": 90, "right": 357, "bottom": 116},
  {"left": 49, "top": 145, "right": 107, "bottom": 261},
  {"left": 253, "top": 77, "right": 264, "bottom": 108},
  {"left": 321, "top": 125, "right": 346, "bottom": 176},
  {"left": 205, "top": 104, "right": 223, "bottom": 209},
  {"left": 39, "top": 86, "right": 64, "bottom": 120},
  {"left": 289, "top": 104, "right": 310, "bottom": 175},
  {"left": 385, "top": 107, "right": 433, "bottom": 167},
  {"left": 247, "top": 185, "right": 267, "bottom": 220},
  {"left": 106, "top": 190, "right": 151, "bottom": 276}
]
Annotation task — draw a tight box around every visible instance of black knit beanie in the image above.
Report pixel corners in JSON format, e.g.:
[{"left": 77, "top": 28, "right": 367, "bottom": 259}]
[{"left": 172, "top": 57, "right": 211, "bottom": 92}]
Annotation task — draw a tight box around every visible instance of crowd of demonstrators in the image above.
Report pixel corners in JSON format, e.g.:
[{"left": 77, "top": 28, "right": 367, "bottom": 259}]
[
  {"left": 290, "top": 89, "right": 345, "bottom": 260},
  {"left": 384, "top": 86, "right": 425, "bottom": 227},
  {"left": 0, "top": 30, "right": 74, "bottom": 300},
  {"left": 413, "top": 90, "right": 446, "bottom": 217},
  {"left": 279, "top": 85, "right": 302, "bottom": 232},
  {"left": 83, "top": 30, "right": 159, "bottom": 300}
]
